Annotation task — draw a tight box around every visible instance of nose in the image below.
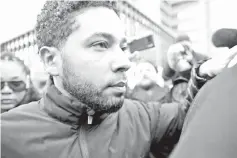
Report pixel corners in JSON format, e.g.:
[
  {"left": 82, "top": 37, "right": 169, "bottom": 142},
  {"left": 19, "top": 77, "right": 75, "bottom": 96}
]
[
  {"left": 1, "top": 83, "right": 13, "bottom": 95},
  {"left": 111, "top": 51, "right": 131, "bottom": 73}
]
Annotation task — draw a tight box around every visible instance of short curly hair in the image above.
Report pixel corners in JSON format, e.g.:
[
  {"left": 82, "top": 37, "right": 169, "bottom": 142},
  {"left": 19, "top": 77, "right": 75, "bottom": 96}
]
[{"left": 36, "top": 1, "right": 119, "bottom": 50}]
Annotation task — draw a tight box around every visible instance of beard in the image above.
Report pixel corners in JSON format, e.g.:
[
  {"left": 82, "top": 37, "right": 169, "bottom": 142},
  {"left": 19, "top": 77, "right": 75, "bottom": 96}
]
[{"left": 61, "top": 59, "right": 124, "bottom": 114}]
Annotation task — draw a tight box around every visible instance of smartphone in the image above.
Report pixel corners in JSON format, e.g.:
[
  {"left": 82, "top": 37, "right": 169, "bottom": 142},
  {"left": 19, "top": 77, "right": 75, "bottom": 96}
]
[{"left": 128, "top": 35, "right": 155, "bottom": 53}]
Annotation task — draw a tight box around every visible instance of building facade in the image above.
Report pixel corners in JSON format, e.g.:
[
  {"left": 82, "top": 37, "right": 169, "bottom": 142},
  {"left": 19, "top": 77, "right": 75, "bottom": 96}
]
[
  {"left": 160, "top": 0, "right": 237, "bottom": 56},
  {"left": 160, "top": 0, "right": 211, "bottom": 54}
]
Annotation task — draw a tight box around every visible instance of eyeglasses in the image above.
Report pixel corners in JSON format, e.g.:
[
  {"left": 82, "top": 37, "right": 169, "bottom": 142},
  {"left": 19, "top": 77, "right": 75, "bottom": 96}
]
[{"left": 1, "top": 81, "right": 26, "bottom": 92}]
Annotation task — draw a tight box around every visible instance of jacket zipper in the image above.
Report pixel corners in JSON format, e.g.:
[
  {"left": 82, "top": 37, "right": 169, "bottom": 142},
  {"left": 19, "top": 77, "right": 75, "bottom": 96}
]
[
  {"left": 78, "top": 110, "right": 94, "bottom": 158},
  {"left": 78, "top": 124, "right": 89, "bottom": 158}
]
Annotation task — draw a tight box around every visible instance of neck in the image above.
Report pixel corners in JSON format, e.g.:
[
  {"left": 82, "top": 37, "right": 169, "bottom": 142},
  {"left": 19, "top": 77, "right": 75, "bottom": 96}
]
[{"left": 45, "top": 76, "right": 109, "bottom": 125}]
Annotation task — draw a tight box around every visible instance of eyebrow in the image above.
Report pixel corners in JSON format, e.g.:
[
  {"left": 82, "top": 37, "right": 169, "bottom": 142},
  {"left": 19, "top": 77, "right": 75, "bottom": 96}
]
[{"left": 85, "top": 32, "right": 127, "bottom": 45}]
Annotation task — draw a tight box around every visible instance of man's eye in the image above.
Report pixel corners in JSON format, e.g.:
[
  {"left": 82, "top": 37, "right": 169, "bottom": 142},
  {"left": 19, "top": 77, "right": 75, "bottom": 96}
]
[{"left": 92, "top": 41, "right": 109, "bottom": 49}]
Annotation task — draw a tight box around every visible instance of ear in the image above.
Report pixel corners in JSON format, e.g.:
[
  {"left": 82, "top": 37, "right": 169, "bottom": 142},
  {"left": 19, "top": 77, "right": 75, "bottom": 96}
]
[{"left": 39, "top": 46, "right": 61, "bottom": 76}]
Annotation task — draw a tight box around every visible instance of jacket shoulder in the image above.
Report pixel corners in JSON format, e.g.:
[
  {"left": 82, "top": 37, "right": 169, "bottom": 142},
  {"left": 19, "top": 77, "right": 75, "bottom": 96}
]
[
  {"left": 2, "top": 101, "right": 54, "bottom": 143},
  {"left": 1, "top": 100, "right": 66, "bottom": 157},
  {"left": 122, "top": 99, "right": 180, "bottom": 140},
  {"left": 1, "top": 100, "right": 45, "bottom": 122}
]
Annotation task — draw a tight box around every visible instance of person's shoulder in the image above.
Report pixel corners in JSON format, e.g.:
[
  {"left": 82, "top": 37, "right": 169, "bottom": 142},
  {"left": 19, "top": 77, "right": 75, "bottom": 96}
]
[
  {"left": 1, "top": 99, "right": 56, "bottom": 148},
  {"left": 121, "top": 99, "right": 153, "bottom": 121},
  {"left": 1, "top": 99, "right": 51, "bottom": 133},
  {"left": 123, "top": 99, "right": 178, "bottom": 121},
  {"left": 119, "top": 99, "right": 158, "bottom": 135},
  {"left": 121, "top": 99, "right": 180, "bottom": 138},
  {"left": 123, "top": 98, "right": 178, "bottom": 112},
  {"left": 1, "top": 100, "right": 50, "bottom": 156},
  {"left": 1, "top": 100, "right": 42, "bottom": 121},
  {"left": 122, "top": 99, "right": 160, "bottom": 114}
]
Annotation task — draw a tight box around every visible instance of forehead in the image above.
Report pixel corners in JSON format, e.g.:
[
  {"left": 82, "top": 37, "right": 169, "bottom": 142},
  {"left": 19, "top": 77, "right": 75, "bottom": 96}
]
[
  {"left": 1, "top": 61, "right": 27, "bottom": 80},
  {"left": 69, "top": 7, "right": 125, "bottom": 41}
]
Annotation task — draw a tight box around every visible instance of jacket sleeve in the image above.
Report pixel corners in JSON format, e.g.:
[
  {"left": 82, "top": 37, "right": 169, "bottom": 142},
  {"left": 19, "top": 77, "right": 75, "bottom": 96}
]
[
  {"left": 149, "top": 64, "right": 211, "bottom": 157},
  {"left": 182, "top": 64, "right": 209, "bottom": 113}
]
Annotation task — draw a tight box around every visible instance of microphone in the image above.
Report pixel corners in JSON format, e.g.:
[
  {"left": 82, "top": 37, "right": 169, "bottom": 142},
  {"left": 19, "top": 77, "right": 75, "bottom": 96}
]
[{"left": 212, "top": 28, "right": 237, "bottom": 49}]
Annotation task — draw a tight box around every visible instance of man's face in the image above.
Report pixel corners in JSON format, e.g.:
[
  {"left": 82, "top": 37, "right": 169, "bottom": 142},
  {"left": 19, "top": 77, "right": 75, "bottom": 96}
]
[
  {"left": 137, "top": 62, "right": 157, "bottom": 79},
  {"left": 58, "top": 7, "right": 131, "bottom": 113},
  {"left": 136, "top": 62, "right": 157, "bottom": 87}
]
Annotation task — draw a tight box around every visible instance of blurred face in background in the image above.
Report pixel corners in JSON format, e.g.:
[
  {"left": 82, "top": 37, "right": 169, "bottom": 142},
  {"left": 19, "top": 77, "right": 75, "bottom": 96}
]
[
  {"left": 1, "top": 60, "right": 28, "bottom": 112},
  {"left": 136, "top": 62, "right": 157, "bottom": 88}
]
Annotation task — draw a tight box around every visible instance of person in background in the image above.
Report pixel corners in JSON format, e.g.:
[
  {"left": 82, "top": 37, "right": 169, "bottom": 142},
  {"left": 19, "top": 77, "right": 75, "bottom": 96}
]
[
  {"left": 128, "top": 60, "right": 169, "bottom": 103},
  {"left": 125, "top": 51, "right": 142, "bottom": 96},
  {"left": 163, "top": 34, "right": 208, "bottom": 80},
  {"left": 163, "top": 34, "right": 209, "bottom": 103},
  {"left": 1, "top": 53, "right": 41, "bottom": 113}
]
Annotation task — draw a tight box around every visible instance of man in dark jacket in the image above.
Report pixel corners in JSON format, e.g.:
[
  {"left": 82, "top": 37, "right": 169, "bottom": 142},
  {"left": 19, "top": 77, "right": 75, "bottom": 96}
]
[{"left": 2, "top": 1, "right": 237, "bottom": 158}]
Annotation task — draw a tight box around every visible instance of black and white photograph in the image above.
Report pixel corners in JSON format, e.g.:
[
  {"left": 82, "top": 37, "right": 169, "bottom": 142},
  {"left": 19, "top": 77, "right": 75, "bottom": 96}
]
[{"left": 1, "top": 0, "right": 237, "bottom": 158}]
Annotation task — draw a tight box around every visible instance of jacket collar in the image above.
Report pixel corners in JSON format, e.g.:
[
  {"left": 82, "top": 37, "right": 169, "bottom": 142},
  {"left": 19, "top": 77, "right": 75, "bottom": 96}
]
[{"left": 41, "top": 78, "right": 106, "bottom": 129}]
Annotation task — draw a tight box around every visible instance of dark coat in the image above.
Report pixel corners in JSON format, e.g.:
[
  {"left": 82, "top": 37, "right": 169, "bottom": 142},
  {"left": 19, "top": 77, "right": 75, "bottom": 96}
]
[
  {"left": 170, "top": 64, "right": 237, "bottom": 158},
  {"left": 2, "top": 82, "right": 184, "bottom": 158}
]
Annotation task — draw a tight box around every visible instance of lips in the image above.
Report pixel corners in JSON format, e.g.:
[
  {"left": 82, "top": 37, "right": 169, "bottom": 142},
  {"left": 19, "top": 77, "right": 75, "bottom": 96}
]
[
  {"left": 1, "top": 99, "right": 16, "bottom": 104},
  {"left": 113, "top": 82, "right": 126, "bottom": 87},
  {"left": 108, "top": 81, "right": 127, "bottom": 94}
]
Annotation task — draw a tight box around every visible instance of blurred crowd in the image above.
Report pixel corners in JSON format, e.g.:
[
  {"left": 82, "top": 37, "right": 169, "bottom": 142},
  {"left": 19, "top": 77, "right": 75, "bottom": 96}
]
[{"left": 1, "top": 1, "right": 237, "bottom": 158}]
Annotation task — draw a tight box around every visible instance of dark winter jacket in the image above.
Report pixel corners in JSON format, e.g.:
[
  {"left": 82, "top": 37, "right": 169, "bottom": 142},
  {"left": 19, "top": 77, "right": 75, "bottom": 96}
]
[{"left": 1, "top": 68, "right": 205, "bottom": 158}]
